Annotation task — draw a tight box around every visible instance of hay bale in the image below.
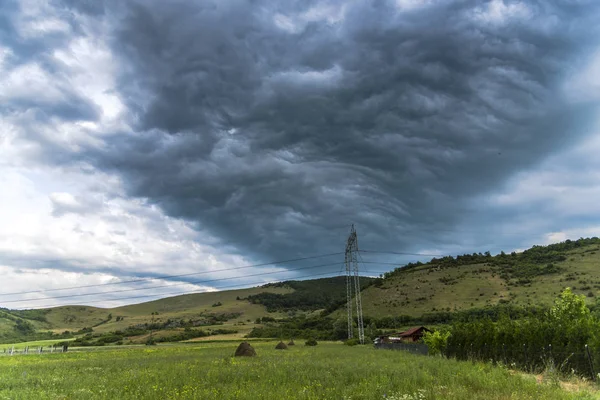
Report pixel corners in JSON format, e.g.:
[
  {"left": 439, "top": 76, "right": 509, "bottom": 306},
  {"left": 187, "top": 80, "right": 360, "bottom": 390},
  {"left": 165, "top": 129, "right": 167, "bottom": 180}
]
[
  {"left": 287, "top": 339, "right": 295, "bottom": 346},
  {"left": 275, "top": 341, "right": 288, "bottom": 350},
  {"left": 234, "top": 342, "right": 256, "bottom": 357}
]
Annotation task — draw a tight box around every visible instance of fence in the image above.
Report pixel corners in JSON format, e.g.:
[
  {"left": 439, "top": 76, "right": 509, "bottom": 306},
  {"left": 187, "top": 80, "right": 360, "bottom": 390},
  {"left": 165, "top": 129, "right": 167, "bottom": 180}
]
[
  {"left": 375, "top": 342, "right": 429, "bottom": 355},
  {"left": 1, "top": 345, "right": 68, "bottom": 356},
  {"left": 444, "top": 342, "right": 598, "bottom": 380}
]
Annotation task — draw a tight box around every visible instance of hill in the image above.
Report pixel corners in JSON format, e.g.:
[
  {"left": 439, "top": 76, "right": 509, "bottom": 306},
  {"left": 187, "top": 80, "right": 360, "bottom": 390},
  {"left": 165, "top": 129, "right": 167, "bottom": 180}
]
[
  {"left": 0, "top": 276, "right": 373, "bottom": 344},
  {"left": 358, "top": 237, "right": 600, "bottom": 319},
  {"left": 4, "top": 237, "right": 600, "bottom": 344}
]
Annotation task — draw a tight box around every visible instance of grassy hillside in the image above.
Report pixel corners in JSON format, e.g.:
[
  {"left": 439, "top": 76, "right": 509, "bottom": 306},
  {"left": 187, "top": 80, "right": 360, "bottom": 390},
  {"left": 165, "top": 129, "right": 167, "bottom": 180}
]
[
  {"left": 1, "top": 276, "right": 366, "bottom": 343},
  {"left": 359, "top": 237, "right": 600, "bottom": 318},
  {"left": 43, "top": 286, "right": 295, "bottom": 336}
]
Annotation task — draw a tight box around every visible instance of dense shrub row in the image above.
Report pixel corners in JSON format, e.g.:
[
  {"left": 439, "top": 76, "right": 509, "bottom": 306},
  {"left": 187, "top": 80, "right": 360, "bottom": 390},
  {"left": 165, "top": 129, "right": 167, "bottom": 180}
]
[{"left": 443, "top": 288, "right": 600, "bottom": 378}]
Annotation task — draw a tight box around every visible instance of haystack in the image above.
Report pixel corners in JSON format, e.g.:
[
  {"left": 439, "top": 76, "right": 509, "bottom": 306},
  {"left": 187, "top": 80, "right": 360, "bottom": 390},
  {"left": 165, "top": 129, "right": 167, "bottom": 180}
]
[
  {"left": 275, "top": 341, "right": 288, "bottom": 350},
  {"left": 287, "top": 339, "right": 295, "bottom": 346},
  {"left": 234, "top": 341, "right": 256, "bottom": 357}
]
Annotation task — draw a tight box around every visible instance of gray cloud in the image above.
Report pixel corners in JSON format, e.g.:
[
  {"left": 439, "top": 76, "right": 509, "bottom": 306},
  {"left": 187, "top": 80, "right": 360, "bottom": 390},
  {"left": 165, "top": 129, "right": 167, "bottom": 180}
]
[{"left": 20, "top": 0, "right": 600, "bottom": 269}]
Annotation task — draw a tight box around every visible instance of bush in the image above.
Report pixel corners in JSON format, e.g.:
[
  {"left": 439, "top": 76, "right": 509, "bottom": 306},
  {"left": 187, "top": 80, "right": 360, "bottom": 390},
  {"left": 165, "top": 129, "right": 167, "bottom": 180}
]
[
  {"left": 422, "top": 330, "right": 450, "bottom": 356},
  {"left": 305, "top": 338, "right": 318, "bottom": 346},
  {"left": 344, "top": 338, "right": 359, "bottom": 346},
  {"left": 145, "top": 338, "right": 157, "bottom": 346}
]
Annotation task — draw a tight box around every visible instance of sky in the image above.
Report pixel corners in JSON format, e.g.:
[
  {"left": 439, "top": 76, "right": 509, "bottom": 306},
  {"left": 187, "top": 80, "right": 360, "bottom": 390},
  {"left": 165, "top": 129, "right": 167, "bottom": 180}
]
[{"left": 1, "top": 0, "right": 600, "bottom": 309}]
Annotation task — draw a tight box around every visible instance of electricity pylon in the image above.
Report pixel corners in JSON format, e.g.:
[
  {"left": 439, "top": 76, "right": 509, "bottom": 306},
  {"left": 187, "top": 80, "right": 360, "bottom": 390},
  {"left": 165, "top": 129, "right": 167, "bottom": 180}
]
[{"left": 345, "top": 224, "right": 365, "bottom": 344}]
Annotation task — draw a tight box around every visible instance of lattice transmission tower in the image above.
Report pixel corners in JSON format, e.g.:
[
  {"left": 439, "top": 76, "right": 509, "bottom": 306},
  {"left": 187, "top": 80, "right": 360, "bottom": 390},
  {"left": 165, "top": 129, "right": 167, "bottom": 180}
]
[{"left": 345, "top": 224, "right": 365, "bottom": 344}]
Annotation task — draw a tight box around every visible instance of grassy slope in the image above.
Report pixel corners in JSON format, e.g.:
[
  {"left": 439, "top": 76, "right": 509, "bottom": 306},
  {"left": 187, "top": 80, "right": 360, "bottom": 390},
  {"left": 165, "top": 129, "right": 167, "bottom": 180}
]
[
  {"left": 0, "top": 342, "right": 592, "bottom": 399},
  {"left": 4, "top": 276, "right": 360, "bottom": 342},
  {"left": 0, "top": 309, "right": 51, "bottom": 339},
  {"left": 43, "top": 286, "right": 294, "bottom": 335},
  {"left": 359, "top": 243, "right": 600, "bottom": 318}
]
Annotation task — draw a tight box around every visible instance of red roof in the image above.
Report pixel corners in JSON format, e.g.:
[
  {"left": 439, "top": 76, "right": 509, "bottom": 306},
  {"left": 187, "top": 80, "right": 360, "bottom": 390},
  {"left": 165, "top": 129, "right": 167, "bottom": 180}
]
[{"left": 398, "top": 326, "right": 429, "bottom": 337}]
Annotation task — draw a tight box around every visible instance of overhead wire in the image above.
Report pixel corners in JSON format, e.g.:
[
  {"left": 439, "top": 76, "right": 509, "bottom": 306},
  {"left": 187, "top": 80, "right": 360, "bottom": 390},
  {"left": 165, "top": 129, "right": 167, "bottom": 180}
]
[
  {"left": 359, "top": 250, "right": 445, "bottom": 257},
  {"left": 11, "top": 270, "right": 347, "bottom": 310},
  {"left": 15, "top": 269, "right": 393, "bottom": 310},
  {"left": 1, "top": 261, "right": 345, "bottom": 305},
  {"left": 1, "top": 244, "right": 447, "bottom": 309},
  {"left": 0, "top": 251, "right": 344, "bottom": 297}
]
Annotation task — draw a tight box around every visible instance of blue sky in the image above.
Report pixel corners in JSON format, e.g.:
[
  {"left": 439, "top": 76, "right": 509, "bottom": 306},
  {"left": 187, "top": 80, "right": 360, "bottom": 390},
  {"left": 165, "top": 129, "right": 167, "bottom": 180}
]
[{"left": 1, "top": 0, "right": 600, "bottom": 308}]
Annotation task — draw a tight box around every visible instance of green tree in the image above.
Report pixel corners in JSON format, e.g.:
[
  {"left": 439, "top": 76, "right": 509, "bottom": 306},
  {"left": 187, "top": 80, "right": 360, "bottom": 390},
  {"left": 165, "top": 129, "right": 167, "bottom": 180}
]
[
  {"left": 423, "top": 330, "right": 451, "bottom": 356},
  {"left": 547, "top": 287, "right": 590, "bottom": 325}
]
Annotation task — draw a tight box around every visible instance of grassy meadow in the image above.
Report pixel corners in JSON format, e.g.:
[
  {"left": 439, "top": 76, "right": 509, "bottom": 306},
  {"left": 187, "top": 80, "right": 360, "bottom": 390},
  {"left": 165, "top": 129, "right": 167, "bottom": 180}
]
[{"left": 0, "top": 342, "right": 597, "bottom": 400}]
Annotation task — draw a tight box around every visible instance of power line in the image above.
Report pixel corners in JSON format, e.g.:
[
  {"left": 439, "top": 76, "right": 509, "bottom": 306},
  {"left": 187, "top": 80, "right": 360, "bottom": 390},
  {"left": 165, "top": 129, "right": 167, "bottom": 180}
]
[
  {"left": 0, "top": 252, "right": 344, "bottom": 297},
  {"left": 360, "top": 250, "right": 445, "bottom": 257},
  {"left": 12, "top": 270, "right": 347, "bottom": 310},
  {"left": 0, "top": 261, "right": 344, "bottom": 305},
  {"left": 1, "top": 260, "right": 402, "bottom": 306}
]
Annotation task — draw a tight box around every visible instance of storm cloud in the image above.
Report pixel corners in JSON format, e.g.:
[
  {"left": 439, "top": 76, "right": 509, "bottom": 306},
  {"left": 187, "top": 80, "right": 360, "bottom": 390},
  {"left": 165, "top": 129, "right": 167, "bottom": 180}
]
[{"left": 82, "top": 0, "right": 600, "bottom": 259}]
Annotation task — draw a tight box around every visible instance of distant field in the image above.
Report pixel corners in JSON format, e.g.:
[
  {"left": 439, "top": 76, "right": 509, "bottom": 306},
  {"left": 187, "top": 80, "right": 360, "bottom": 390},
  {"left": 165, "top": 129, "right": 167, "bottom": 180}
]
[
  {"left": 0, "top": 338, "right": 75, "bottom": 349},
  {"left": 0, "top": 342, "right": 594, "bottom": 399}
]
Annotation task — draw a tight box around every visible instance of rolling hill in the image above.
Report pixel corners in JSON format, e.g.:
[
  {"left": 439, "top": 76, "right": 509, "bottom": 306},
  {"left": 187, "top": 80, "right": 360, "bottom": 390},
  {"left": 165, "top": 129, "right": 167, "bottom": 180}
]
[
  {"left": 3, "top": 237, "right": 600, "bottom": 344},
  {"left": 358, "top": 237, "right": 600, "bottom": 319},
  {"left": 0, "top": 276, "right": 373, "bottom": 343}
]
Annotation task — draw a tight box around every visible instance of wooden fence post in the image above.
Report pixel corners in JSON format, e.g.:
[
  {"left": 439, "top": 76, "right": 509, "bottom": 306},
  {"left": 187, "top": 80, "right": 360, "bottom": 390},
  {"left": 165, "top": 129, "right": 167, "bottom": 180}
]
[{"left": 585, "top": 344, "right": 596, "bottom": 381}]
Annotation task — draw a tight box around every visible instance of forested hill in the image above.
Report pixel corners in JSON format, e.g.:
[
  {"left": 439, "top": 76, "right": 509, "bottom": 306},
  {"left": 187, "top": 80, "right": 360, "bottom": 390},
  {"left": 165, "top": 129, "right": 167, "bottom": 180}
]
[{"left": 358, "top": 237, "right": 600, "bottom": 319}]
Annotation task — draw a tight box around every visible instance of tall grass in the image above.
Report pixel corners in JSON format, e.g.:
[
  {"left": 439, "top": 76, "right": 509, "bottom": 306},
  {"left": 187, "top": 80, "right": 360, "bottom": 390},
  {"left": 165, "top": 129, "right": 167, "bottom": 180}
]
[{"left": 0, "top": 342, "right": 594, "bottom": 399}]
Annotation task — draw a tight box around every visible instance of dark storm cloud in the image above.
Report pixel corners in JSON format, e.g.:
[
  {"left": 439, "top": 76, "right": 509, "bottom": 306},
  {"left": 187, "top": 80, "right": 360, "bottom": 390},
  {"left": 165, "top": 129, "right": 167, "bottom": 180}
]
[{"left": 64, "top": 0, "right": 600, "bottom": 264}]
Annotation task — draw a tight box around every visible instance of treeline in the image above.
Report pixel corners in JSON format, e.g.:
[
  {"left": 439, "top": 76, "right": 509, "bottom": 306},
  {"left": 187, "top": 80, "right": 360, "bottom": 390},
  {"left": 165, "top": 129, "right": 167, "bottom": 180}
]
[
  {"left": 246, "top": 303, "right": 556, "bottom": 342},
  {"left": 371, "top": 304, "right": 548, "bottom": 328},
  {"left": 246, "top": 276, "right": 375, "bottom": 312},
  {"left": 0, "top": 312, "right": 75, "bottom": 344},
  {"left": 1, "top": 308, "right": 49, "bottom": 323},
  {"left": 443, "top": 288, "right": 600, "bottom": 378},
  {"left": 0, "top": 329, "right": 74, "bottom": 345},
  {"left": 383, "top": 237, "right": 600, "bottom": 280},
  {"left": 130, "top": 312, "right": 242, "bottom": 331},
  {"left": 149, "top": 328, "right": 238, "bottom": 344},
  {"left": 248, "top": 315, "right": 382, "bottom": 341},
  {"left": 72, "top": 326, "right": 239, "bottom": 346}
]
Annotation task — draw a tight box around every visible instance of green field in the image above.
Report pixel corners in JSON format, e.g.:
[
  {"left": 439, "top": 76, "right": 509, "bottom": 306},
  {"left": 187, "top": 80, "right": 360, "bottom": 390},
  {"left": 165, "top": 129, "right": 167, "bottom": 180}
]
[{"left": 0, "top": 342, "right": 596, "bottom": 399}]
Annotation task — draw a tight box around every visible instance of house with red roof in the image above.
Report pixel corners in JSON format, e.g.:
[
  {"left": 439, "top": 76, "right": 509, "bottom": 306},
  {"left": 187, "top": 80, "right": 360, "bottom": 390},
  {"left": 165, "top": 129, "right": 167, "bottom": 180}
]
[{"left": 375, "top": 326, "right": 431, "bottom": 344}]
